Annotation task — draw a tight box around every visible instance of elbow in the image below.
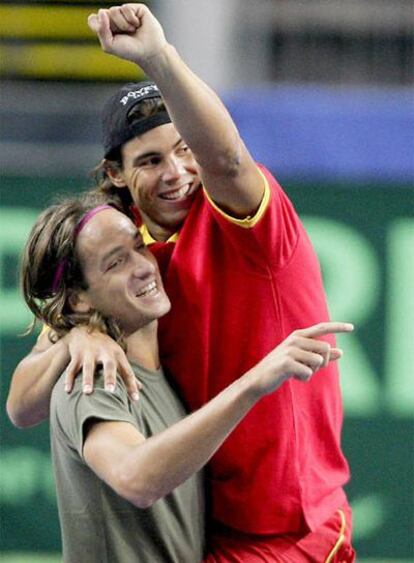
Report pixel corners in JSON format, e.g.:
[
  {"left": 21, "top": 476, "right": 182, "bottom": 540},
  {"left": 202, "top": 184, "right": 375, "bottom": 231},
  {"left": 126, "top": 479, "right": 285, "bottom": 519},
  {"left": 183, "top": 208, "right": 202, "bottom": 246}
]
[
  {"left": 6, "top": 400, "right": 29, "bottom": 429},
  {"left": 115, "top": 467, "right": 160, "bottom": 509},
  {"left": 132, "top": 495, "right": 157, "bottom": 510},
  {"left": 212, "top": 147, "right": 242, "bottom": 178},
  {"left": 6, "top": 397, "right": 44, "bottom": 429},
  {"left": 128, "top": 487, "right": 158, "bottom": 510}
]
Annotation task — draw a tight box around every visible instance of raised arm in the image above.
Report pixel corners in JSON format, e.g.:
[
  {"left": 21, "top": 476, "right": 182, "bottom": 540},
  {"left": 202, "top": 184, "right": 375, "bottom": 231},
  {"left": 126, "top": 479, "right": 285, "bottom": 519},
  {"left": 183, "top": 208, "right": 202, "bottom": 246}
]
[
  {"left": 88, "top": 3, "right": 263, "bottom": 218},
  {"left": 6, "top": 328, "right": 140, "bottom": 428},
  {"left": 84, "top": 322, "right": 353, "bottom": 508}
]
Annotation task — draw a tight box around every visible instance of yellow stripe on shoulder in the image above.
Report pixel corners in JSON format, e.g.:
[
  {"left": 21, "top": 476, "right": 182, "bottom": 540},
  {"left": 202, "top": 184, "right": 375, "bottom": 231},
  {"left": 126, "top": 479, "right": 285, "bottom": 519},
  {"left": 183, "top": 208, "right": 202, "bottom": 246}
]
[{"left": 203, "top": 168, "right": 270, "bottom": 229}]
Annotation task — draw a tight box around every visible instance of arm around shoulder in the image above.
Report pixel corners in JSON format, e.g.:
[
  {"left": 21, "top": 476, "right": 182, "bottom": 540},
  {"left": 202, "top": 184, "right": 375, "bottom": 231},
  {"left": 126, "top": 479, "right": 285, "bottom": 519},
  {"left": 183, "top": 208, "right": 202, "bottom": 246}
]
[
  {"left": 7, "top": 326, "right": 141, "bottom": 429},
  {"left": 6, "top": 333, "right": 70, "bottom": 428}
]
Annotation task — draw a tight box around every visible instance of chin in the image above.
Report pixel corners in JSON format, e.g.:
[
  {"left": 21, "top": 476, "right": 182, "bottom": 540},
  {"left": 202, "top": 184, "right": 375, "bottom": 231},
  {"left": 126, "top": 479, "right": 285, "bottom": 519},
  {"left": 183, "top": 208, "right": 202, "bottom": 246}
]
[
  {"left": 163, "top": 210, "right": 191, "bottom": 232},
  {"left": 138, "top": 302, "right": 171, "bottom": 329},
  {"left": 161, "top": 299, "right": 172, "bottom": 316},
  {"left": 152, "top": 296, "right": 171, "bottom": 319}
]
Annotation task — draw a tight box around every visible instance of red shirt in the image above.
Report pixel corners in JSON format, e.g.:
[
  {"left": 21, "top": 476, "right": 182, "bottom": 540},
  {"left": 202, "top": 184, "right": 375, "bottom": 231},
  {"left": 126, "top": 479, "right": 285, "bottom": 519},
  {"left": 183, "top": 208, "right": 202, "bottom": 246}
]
[{"left": 151, "top": 165, "right": 349, "bottom": 534}]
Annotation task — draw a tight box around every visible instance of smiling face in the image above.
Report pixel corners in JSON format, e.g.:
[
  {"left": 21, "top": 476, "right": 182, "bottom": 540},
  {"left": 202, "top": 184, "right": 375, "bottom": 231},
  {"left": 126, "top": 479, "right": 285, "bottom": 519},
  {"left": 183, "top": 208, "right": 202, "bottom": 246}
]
[
  {"left": 75, "top": 208, "right": 171, "bottom": 335},
  {"left": 111, "top": 123, "right": 201, "bottom": 241}
]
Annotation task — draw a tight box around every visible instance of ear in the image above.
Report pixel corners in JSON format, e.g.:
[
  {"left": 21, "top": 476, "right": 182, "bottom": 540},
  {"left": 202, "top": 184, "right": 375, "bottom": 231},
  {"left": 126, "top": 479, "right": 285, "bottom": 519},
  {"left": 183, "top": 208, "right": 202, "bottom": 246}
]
[
  {"left": 68, "top": 290, "right": 92, "bottom": 314},
  {"left": 104, "top": 159, "right": 127, "bottom": 188}
]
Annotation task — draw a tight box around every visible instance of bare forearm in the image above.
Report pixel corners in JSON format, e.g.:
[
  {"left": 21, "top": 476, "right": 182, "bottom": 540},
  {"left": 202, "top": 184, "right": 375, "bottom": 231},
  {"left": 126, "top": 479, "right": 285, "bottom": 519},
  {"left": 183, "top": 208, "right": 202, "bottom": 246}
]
[
  {"left": 141, "top": 44, "right": 244, "bottom": 175},
  {"left": 7, "top": 338, "right": 69, "bottom": 428},
  {"left": 118, "top": 372, "right": 260, "bottom": 507}
]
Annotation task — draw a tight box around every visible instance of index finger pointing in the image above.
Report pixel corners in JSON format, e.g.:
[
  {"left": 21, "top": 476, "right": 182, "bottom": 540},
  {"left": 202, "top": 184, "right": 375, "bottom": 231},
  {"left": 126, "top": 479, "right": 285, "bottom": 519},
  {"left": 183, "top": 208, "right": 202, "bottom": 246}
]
[{"left": 297, "top": 322, "right": 354, "bottom": 338}]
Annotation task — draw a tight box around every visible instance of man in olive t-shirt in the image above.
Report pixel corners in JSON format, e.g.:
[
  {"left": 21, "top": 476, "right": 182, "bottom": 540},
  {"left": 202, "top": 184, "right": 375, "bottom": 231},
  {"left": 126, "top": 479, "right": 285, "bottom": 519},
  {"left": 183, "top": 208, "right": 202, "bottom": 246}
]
[{"left": 51, "top": 364, "right": 204, "bottom": 563}]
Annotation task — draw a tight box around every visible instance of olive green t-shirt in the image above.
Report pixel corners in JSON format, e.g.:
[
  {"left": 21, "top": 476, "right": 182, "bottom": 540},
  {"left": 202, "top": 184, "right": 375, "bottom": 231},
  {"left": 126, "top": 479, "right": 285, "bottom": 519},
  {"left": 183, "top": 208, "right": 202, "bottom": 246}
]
[{"left": 50, "top": 362, "right": 205, "bottom": 563}]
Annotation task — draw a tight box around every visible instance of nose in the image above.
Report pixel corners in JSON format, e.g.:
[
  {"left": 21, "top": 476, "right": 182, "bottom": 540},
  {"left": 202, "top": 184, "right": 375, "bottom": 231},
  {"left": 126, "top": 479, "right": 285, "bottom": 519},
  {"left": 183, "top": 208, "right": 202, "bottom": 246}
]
[
  {"left": 162, "top": 155, "right": 185, "bottom": 183},
  {"left": 131, "top": 251, "right": 156, "bottom": 279}
]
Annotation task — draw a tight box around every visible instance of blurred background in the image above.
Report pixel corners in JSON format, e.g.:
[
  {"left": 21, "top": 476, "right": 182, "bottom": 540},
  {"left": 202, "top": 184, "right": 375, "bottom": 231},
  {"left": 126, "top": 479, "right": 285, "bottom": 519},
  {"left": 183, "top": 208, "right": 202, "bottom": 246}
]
[{"left": 0, "top": 1, "right": 413, "bottom": 561}]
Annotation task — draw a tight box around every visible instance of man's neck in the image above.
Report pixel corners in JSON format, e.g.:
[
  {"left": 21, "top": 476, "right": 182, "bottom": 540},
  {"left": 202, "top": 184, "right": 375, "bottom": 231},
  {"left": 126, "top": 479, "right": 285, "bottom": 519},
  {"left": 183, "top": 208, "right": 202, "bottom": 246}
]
[
  {"left": 140, "top": 213, "right": 178, "bottom": 243},
  {"left": 125, "top": 321, "right": 161, "bottom": 371}
]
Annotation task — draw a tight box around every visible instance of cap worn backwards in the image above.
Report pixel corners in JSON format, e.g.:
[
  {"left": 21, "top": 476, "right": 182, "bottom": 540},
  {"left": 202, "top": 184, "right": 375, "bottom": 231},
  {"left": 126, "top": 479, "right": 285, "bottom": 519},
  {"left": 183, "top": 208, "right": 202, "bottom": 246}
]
[{"left": 102, "top": 81, "right": 172, "bottom": 159}]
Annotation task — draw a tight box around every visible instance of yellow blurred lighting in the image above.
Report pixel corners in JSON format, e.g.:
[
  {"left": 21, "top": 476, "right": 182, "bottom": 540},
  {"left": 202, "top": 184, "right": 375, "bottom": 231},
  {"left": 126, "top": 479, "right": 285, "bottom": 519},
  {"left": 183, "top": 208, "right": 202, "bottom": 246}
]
[
  {"left": 0, "top": 6, "right": 99, "bottom": 39},
  {"left": 0, "top": 44, "right": 145, "bottom": 80}
]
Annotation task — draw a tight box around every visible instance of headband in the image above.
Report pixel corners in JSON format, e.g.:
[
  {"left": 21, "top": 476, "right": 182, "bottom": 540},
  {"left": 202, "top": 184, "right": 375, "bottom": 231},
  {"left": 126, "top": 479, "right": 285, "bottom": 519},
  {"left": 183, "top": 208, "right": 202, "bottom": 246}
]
[{"left": 51, "top": 205, "right": 113, "bottom": 293}]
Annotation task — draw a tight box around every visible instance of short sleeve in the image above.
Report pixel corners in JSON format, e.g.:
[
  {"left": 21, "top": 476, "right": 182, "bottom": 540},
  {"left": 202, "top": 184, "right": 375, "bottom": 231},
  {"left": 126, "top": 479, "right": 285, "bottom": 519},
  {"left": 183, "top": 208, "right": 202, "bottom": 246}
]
[
  {"left": 52, "top": 372, "right": 142, "bottom": 462},
  {"left": 203, "top": 167, "right": 271, "bottom": 229},
  {"left": 204, "top": 164, "right": 301, "bottom": 270}
]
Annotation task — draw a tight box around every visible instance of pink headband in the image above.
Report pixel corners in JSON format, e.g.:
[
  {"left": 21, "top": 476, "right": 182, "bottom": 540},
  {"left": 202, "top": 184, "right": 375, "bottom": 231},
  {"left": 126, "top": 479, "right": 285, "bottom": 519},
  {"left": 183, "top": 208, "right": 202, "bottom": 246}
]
[{"left": 51, "top": 205, "right": 113, "bottom": 293}]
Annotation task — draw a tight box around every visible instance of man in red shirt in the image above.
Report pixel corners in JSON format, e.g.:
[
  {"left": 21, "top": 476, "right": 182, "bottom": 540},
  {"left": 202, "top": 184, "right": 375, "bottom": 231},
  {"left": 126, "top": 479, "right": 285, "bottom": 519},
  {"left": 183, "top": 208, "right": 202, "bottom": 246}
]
[{"left": 8, "top": 4, "right": 355, "bottom": 561}]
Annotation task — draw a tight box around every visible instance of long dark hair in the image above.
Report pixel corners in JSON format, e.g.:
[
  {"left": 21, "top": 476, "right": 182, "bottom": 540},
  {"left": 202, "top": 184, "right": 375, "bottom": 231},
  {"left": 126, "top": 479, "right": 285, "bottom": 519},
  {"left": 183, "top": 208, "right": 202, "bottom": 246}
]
[{"left": 21, "top": 195, "right": 126, "bottom": 348}]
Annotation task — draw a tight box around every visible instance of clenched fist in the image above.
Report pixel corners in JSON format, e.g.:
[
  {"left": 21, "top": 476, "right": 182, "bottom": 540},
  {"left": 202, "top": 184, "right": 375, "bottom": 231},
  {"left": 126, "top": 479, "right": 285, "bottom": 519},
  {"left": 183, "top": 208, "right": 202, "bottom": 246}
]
[{"left": 88, "top": 4, "right": 168, "bottom": 68}]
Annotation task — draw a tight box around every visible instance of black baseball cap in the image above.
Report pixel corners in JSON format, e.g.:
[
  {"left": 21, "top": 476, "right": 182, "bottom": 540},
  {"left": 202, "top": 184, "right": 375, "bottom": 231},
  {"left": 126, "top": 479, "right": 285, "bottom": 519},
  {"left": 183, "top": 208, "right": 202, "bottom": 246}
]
[{"left": 102, "top": 81, "right": 172, "bottom": 159}]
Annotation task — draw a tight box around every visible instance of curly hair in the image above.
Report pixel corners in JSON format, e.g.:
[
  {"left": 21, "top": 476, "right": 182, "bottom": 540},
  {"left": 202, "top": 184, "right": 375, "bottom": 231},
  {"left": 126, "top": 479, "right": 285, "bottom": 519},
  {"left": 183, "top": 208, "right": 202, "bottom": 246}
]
[{"left": 21, "top": 195, "right": 126, "bottom": 349}]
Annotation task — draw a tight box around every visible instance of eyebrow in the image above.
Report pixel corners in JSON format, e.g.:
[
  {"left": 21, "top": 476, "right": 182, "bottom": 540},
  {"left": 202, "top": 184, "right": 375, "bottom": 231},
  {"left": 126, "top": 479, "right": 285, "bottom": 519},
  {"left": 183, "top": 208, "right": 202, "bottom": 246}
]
[{"left": 131, "top": 137, "right": 185, "bottom": 167}]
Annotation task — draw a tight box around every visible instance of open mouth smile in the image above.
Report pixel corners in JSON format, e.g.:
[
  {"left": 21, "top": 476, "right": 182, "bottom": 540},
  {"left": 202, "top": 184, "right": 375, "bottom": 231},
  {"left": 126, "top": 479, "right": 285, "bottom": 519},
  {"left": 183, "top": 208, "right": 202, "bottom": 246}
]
[
  {"left": 159, "top": 184, "right": 192, "bottom": 201},
  {"left": 136, "top": 280, "right": 158, "bottom": 298}
]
